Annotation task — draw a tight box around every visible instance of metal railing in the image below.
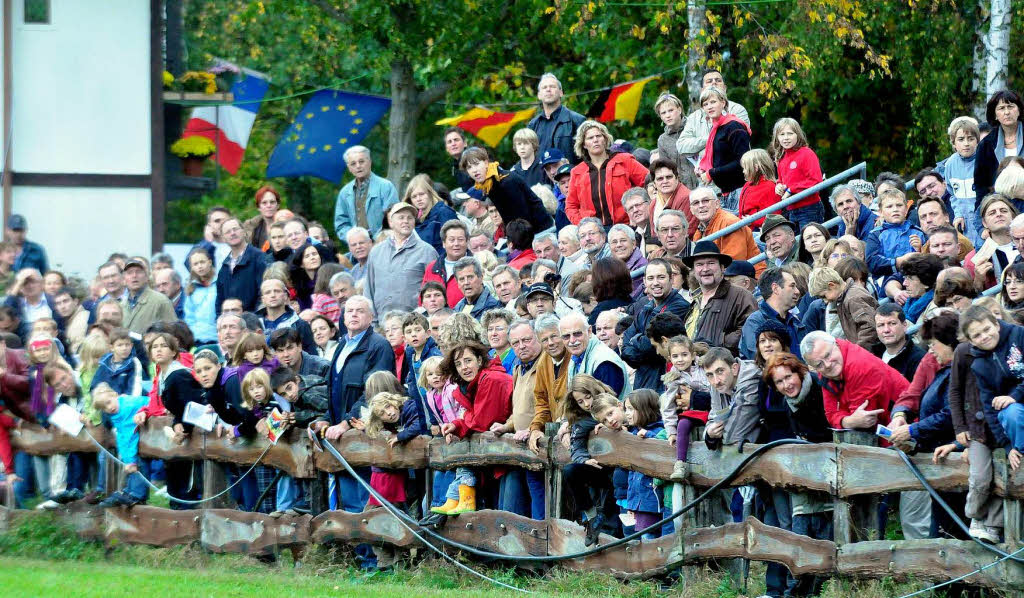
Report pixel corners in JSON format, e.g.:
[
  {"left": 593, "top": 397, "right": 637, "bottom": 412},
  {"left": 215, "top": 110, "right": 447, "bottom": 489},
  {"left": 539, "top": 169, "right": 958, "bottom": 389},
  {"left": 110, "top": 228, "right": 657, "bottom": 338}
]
[{"left": 632, "top": 162, "right": 868, "bottom": 278}]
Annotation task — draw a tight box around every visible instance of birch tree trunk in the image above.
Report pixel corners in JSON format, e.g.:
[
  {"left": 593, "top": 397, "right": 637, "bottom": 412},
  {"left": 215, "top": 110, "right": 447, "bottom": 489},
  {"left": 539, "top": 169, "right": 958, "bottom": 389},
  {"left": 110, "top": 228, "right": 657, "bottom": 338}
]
[
  {"left": 686, "top": 0, "right": 708, "bottom": 110},
  {"left": 983, "top": 0, "right": 1011, "bottom": 106}
]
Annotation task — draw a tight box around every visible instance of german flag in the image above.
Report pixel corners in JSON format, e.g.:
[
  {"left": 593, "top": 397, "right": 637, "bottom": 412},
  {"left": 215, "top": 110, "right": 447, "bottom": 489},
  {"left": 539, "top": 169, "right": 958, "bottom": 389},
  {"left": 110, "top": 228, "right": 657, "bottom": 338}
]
[
  {"left": 586, "top": 77, "right": 658, "bottom": 124},
  {"left": 435, "top": 107, "right": 537, "bottom": 147}
]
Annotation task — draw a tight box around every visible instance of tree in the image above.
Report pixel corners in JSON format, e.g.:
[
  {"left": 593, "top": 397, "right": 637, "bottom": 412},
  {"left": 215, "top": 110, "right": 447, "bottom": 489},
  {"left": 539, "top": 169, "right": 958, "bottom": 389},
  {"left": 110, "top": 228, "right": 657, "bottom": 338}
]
[
  {"left": 175, "top": 0, "right": 1024, "bottom": 245},
  {"left": 979, "top": 0, "right": 1012, "bottom": 114}
]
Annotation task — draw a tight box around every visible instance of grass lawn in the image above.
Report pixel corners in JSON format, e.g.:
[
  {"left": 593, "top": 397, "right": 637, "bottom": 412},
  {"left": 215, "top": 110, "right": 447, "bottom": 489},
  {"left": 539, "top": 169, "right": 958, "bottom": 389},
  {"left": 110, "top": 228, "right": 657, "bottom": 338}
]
[{"left": 0, "top": 556, "right": 523, "bottom": 598}]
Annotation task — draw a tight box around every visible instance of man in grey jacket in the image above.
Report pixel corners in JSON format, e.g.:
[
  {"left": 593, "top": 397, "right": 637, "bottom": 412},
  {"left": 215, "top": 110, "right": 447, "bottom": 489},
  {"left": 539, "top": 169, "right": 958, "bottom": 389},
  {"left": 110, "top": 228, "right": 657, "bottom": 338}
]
[
  {"left": 702, "top": 347, "right": 761, "bottom": 448},
  {"left": 364, "top": 203, "right": 437, "bottom": 320}
]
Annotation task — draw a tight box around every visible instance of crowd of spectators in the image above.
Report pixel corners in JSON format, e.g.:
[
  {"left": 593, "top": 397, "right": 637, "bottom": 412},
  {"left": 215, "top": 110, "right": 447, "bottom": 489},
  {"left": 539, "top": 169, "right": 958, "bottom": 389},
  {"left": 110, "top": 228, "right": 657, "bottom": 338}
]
[{"left": 2, "top": 70, "right": 1024, "bottom": 592}]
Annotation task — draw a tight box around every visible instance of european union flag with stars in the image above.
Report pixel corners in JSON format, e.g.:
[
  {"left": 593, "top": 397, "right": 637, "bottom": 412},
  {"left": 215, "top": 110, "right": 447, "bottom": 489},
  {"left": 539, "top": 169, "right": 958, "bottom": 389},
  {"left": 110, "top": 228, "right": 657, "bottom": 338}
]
[{"left": 266, "top": 90, "right": 391, "bottom": 183}]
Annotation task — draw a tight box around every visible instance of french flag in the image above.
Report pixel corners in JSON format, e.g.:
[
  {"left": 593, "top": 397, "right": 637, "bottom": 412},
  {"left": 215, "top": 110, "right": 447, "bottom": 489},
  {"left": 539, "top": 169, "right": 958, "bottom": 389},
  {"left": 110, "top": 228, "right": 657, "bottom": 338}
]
[{"left": 183, "top": 70, "right": 269, "bottom": 174}]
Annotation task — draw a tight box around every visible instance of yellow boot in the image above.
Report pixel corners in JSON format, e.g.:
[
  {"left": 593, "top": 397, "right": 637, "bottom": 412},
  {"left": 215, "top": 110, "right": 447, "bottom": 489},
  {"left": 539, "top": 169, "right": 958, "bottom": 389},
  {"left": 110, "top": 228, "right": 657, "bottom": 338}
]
[
  {"left": 448, "top": 485, "right": 476, "bottom": 515},
  {"left": 430, "top": 498, "right": 459, "bottom": 515}
]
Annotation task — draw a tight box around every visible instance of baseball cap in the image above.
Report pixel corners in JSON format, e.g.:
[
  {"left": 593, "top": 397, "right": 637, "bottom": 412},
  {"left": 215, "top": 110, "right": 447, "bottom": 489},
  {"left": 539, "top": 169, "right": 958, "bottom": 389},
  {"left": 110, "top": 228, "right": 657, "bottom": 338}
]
[
  {"left": 723, "top": 260, "right": 755, "bottom": 279},
  {"left": 540, "top": 149, "right": 565, "bottom": 166},
  {"left": 123, "top": 258, "right": 147, "bottom": 272},
  {"left": 525, "top": 282, "right": 555, "bottom": 300},
  {"left": 554, "top": 164, "right": 572, "bottom": 180},
  {"left": 6, "top": 214, "right": 26, "bottom": 230},
  {"left": 387, "top": 202, "right": 418, "bottom": 220}
]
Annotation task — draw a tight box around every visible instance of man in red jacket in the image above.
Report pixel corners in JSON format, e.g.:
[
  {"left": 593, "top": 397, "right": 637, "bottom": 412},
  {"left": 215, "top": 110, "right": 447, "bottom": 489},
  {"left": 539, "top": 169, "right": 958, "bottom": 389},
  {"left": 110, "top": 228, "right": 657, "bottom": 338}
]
[
  {"left": 800, "top": 330, "right": 908, "bottom": 431},
  {"left": 421, "top": 220, "right": 469, "bottom": 308}
]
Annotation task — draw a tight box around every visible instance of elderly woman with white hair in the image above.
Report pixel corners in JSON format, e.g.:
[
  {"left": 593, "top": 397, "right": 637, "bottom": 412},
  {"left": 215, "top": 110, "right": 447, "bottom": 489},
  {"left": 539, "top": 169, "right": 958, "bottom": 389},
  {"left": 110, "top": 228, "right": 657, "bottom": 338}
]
[
  {"left": 565, "top": 120, "right": 649, "bottom": 227},
  {"left": 694, "top": 87, "right": 751, "bottom": 212},
  {"left": 607, "top": 223, "right": 647, "bottom": 297}
]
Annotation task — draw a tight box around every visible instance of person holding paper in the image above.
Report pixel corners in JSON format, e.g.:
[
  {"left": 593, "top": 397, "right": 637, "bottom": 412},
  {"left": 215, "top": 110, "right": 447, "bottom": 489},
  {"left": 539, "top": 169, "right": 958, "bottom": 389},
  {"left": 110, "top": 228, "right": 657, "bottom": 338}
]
[{"left": 91, "top": 384, "right": 150, "bottom": 508}]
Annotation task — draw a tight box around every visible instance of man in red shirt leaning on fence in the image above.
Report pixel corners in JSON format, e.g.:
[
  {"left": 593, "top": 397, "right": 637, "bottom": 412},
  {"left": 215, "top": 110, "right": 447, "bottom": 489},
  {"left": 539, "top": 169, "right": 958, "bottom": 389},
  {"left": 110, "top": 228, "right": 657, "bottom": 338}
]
[{"left": 800, "top": 330, "right": 908, "bottom": 432}]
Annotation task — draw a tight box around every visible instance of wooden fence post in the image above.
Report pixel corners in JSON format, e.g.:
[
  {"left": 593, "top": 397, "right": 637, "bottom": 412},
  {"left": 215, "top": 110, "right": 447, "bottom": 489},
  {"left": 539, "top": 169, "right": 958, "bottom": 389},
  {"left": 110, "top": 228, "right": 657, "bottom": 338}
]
[
  {"left": 832, "top": 431, "right": 879, "bottom": 545},
  {"left": 545, "top": 422, "right": 562, "bottom": 521}
]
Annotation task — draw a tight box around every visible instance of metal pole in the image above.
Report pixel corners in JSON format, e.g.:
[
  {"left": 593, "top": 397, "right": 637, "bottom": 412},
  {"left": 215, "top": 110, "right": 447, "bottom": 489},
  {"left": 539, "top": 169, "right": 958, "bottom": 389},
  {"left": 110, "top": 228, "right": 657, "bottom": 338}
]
[
  {"left": 701, "top": 162, "right": 867, "bottom": 244},
  {"left": 630, "top": 161, "right": 865, "bottom": 280}
]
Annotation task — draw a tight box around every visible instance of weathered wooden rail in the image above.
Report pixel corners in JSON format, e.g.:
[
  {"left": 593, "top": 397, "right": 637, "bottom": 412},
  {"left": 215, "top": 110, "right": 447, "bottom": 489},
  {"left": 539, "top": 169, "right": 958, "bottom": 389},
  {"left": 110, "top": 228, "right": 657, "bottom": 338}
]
[{"left": 6, "top": 419, "right": 1024, "bottom": 589}]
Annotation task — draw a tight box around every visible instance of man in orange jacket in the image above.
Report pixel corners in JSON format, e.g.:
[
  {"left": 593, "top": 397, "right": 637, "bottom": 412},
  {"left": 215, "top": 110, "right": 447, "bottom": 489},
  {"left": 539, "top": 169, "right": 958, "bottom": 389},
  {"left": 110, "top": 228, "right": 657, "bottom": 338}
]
[{"left": 689, "top": 187, "right": 765, "bottom": 277}]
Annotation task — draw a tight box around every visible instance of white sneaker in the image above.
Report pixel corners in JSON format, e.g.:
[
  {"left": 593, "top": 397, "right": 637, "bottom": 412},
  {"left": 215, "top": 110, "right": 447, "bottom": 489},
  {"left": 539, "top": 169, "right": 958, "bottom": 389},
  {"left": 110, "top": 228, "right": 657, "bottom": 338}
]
[
  {"left": 35, "top": 499, "right": 59, "bottom": 510},
  {"left": 969, "top": 519, "right": 1000, "bottom": 543}
]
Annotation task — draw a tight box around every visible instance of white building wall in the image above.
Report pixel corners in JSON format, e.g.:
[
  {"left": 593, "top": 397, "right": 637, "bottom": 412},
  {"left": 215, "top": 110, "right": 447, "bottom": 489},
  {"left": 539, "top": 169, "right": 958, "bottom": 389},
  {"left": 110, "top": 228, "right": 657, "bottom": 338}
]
[
  {"left": 12, "top": 186, "right": 151, "bottom": 279},
  {"left": 1, "top": 0, "right": 155, "bottom": 279},
  {"left": 12, "top": 0, "right": 151, "bottom": 174}
]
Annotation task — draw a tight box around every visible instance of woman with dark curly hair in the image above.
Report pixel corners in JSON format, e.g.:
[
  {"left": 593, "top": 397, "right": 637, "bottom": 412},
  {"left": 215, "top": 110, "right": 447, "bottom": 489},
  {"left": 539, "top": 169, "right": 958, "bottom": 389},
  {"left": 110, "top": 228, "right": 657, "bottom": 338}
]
[{"left": 429, "top": 341, "right": 512, "bottom": 516}]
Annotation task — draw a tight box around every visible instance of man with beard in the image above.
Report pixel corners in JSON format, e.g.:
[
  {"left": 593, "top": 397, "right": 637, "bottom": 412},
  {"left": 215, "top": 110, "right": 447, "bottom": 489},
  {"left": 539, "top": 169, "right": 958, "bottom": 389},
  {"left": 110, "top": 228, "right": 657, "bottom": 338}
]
[
  {"left": 621, "top": 259, "right": 689, "bottom": 391},
  {"left": 681, "top": 241, "right": 757, "bottom": 354},
  {"left": 577, "top": 217, "right": 611, "bottom": 267}
]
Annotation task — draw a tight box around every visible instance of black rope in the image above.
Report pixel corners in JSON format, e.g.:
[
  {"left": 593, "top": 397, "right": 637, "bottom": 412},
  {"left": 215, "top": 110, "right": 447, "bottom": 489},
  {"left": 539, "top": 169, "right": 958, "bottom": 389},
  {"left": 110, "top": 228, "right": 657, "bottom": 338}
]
[{"left": 313, "top": 431, "right": 812, "bottom": 562}]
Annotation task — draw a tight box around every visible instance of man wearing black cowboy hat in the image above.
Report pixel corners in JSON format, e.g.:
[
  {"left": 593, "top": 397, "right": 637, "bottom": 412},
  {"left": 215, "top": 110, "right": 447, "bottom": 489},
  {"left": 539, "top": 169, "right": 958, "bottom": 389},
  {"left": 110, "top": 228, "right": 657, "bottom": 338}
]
[
  {"left": 760, "top": 214, "right": 801, "bottom": 267},
  {"left": 680, "top": 240, "right": 757, "bottom": 354}
]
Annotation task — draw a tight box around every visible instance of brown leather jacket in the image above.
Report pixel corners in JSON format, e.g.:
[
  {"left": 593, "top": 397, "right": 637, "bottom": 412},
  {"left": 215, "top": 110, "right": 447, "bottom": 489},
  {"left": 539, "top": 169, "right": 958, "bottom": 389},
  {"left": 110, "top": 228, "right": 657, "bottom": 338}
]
[
  {"left": 837, "top": 280, "right": 879, "bottom": 348},
  {"left": 682, "top": 279, "right": 757, "bottom": 355}
]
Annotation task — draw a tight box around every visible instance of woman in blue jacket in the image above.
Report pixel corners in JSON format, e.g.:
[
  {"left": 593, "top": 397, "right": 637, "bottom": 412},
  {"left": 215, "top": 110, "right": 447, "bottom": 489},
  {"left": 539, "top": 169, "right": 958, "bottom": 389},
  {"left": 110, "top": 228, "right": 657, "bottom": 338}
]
[
  {"left": 405, "top": 174, "right": 457, "bottom": 257},
  {"left": 183, "top": 246, "right": 218, "bottom": 345}
]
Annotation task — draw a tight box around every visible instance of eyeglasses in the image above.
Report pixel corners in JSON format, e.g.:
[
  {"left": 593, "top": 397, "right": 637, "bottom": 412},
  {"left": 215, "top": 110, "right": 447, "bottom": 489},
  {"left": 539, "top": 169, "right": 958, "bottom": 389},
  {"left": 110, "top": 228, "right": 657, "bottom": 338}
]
[
  {"left": 560, "top": 330, "right": 586, "bottom": 340},
  {"left": 657, "top": 226, "right": 684, "bottom": 234},
  {"left": 654, "top": 175, "right": 676, "bottom": 182},
  {"left": 807, "top": 344, "right": 840, "bottom": 371}
]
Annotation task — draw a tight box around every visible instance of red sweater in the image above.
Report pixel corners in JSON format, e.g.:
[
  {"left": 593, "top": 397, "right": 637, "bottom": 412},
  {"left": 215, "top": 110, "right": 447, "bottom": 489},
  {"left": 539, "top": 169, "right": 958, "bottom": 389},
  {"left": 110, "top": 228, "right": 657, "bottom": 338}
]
[
  {"left": 738, "top": 178, "right": 781, "bottom": 228},
  {"left": 776, "top": 146, "right": 823, "bottom": 210},
  {"left": 141, "top": 352, "right": 196, "bottom": 418},
  {"left": 566, "top": 152, "right": 649, "bottom": 226},
  {"left": 421, "top": 259, "right": 465, "bottom": 308},
  {"left": 0, "top": 410, "right": 16, "bottom": 473},
  {"left": 508, "top": 248, "right": 537, "bottom": 272},
  {"left": 451, "top": 358, "right": 513, "bottom": 438},
  {"left": 820, "top": 340, "right": 908, "bottom": 429}
]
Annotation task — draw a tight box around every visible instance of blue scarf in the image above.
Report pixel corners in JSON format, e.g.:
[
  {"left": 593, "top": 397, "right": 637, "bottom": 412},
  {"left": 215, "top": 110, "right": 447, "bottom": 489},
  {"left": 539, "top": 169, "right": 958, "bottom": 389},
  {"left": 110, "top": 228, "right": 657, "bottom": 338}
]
[{"left": 904, "top": 289, "right": 934, "bottom": 325}]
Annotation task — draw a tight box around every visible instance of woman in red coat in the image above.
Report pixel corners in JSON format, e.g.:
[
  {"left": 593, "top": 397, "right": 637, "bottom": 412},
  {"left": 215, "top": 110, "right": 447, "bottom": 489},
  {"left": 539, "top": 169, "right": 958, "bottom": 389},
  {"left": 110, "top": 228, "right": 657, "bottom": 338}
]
[
  {"left": 432, "top": 341, "right": 513, "bottom": 515},
  {"left": 565, "top": 120, "right": 649, "bottom": 227}
]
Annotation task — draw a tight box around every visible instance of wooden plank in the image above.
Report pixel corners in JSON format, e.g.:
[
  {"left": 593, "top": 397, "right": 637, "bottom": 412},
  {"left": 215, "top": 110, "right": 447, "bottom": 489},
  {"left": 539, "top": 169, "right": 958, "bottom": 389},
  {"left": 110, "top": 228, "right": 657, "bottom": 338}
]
[
  {"left": 547, "top": 517, "right": 682, "bottom": 579},
  {"left": 201, "top": 461, "right": 234, "bottom": 509},
  {"left": 104, "top": 505, "right": 199, "bottom": 548},
  {"left": 311, "top": 509, "right": 547, "bottom": 557},
  {"left": 428, "top": 433, "right": 546, "bottom": 471},
  {"left": 10, "top": 423, "right": 110, "bottom": 456},
  {"left": 682, "top": 518, "right": 836, "bottom": 576},
  {"left": 837, "top": 539, "right": 1024, "bottom": 589},
  {"left": 201, "top": 427, "right": 314, "bottom": 479},
  {"left": 52, "top": 502, "right": 106, "bottom": 541},
  {"left": 836, "top": 444, "right": 968, "bottom": 497},
  {"left": 314, "top": 431, "right": 429, "bottom": 473},
  {"left": 200, "top": 509, "right": 310, "bottom": 555}
]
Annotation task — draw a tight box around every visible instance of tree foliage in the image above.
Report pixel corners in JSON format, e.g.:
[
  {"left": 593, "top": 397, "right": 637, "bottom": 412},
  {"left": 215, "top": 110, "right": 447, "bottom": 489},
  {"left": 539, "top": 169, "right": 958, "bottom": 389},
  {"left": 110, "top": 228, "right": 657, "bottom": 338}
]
[{"left": 170, "top": 0, "right": 1023, "bottom": 245}]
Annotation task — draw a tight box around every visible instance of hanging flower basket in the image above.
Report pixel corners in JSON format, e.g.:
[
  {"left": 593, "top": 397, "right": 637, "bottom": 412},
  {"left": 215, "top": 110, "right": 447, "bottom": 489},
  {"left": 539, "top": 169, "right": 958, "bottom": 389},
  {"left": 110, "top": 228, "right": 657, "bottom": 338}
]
[
  {"left": 182, "top": 155, "right": 207, "bottom": 177},
  {"left": 170, "top": 136, "right": 216, "bottom": 176}
]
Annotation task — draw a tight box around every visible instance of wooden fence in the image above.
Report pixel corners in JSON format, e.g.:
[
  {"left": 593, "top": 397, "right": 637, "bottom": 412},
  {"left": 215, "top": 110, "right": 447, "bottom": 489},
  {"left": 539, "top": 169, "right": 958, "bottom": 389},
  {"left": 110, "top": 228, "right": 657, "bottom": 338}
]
[{"left": 5, "top": 417, "right": 1024, "bottom": 590}]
